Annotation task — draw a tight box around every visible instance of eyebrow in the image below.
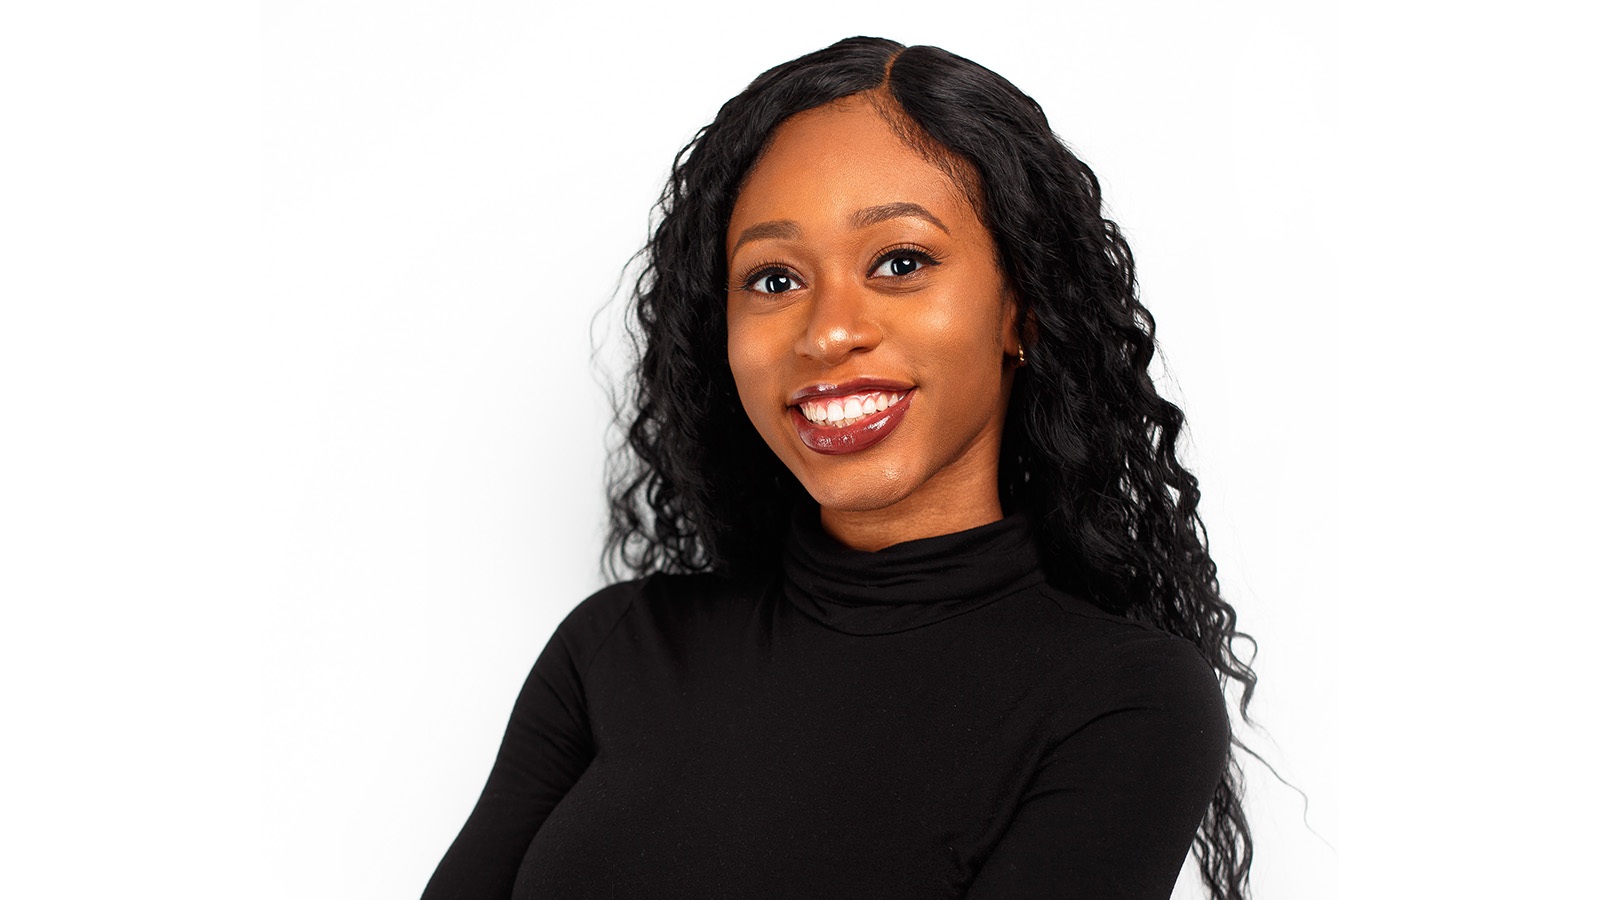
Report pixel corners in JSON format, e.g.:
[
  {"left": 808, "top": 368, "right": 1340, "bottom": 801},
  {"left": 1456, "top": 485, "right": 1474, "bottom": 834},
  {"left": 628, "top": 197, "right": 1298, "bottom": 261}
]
[
  {"left": 729, "top": 202, "right": 951, "bottom": 256},
  {"left": 851, "top": 202, "right": 949, "bottom": 234},
  {"left": 730, "top": 219, "right": 801, "bottom": 255}
]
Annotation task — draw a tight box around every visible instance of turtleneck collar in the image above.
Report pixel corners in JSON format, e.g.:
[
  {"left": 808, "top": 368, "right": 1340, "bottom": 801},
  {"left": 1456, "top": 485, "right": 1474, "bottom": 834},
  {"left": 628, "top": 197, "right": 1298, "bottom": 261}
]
[{"left": 780, "top": 505, "right": 1048, "bottom": 636}]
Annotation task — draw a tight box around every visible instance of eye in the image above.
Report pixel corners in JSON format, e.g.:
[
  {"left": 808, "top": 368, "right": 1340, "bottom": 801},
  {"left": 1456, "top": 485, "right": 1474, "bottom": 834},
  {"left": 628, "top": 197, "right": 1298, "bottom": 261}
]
[
  {"left": 869, "top": 248, "right": 939, "bottom": 279},
  {"left": 743, "top": 267, "right": 801, "bottom": 295},
  {"left": 758, "top": 273, "right": 794, "bottom": 293}
]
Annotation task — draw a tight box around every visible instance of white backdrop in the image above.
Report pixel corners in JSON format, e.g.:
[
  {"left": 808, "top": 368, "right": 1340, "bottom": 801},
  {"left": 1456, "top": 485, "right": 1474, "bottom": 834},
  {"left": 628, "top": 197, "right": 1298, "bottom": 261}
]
[{"left": 4, "top": 1, "right": 1595, "bottom": 898}]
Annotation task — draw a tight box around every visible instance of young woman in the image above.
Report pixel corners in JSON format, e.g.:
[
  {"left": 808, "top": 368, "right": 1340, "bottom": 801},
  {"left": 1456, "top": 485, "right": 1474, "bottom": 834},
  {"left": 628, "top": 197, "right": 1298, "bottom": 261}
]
[{"left": 423, "top": 36, "right": 1257, "bottom": 900}]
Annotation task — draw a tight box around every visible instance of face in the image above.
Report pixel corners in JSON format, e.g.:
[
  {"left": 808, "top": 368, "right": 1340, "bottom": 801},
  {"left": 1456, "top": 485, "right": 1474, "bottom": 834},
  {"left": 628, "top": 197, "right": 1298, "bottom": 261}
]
[{"left": 725, "top": 95, "right": 1019, "bottom": 547}]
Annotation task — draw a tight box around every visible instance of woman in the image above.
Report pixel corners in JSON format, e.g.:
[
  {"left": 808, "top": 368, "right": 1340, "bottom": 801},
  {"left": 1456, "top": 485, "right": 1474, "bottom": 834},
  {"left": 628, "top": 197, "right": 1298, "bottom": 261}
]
[{"left": 423, "top": 36, "right": 1256, "bottom": 900}]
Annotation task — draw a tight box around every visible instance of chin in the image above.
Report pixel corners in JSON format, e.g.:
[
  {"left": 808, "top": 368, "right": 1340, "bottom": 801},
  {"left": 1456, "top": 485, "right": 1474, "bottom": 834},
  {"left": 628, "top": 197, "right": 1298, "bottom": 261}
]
[{"left": 794, "top": 466, "right": 913, "bottom": 514}]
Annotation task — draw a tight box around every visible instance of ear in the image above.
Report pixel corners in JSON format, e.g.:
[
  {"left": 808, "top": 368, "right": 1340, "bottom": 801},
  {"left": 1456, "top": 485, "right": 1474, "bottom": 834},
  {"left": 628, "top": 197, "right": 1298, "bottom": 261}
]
[{"left": 1000, "top": 284, "right": 1036, "bottom": 362}]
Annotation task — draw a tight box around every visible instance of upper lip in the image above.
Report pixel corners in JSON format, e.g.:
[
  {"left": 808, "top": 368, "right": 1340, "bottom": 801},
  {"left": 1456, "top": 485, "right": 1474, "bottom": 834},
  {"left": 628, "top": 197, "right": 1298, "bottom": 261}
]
[{"left": 787, "top": 377, "right": 916, "bottom": 405}]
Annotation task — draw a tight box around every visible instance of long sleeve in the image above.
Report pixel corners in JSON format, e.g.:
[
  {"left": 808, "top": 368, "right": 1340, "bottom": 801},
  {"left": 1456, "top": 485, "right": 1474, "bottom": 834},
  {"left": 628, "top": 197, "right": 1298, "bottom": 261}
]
[
  {"left": 964, "top": 636, "right": 1232, "bottom": 900},
  {"left": 417, "top": 532, "right": 1237, "bottom": 899},
  {"left": 420, "top": 586, "right": 635, "bottom": 900}
]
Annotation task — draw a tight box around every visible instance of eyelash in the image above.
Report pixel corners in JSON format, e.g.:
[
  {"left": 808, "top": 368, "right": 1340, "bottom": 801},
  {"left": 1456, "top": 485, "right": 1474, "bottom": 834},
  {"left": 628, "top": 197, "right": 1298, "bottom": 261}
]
[
  {"left": 736, "top": 261, "right": 800, "bottom": 294},
  {"left": 734, "top": 244, "right": 944, "bottom": 294},
  {"left": 871, "top": 244, "right": 943, "bottom": 278}
]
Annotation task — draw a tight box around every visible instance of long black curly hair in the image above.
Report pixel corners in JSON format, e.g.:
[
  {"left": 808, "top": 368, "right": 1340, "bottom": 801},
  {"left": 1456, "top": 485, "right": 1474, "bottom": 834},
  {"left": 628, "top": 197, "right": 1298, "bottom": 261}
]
[{"left": 605, "top": 36, "right": 1258, "bottom": 900}]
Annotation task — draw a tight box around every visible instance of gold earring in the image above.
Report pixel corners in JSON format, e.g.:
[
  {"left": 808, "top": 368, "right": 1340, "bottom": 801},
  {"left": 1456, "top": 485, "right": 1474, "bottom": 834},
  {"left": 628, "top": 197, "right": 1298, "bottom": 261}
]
[{"left": 1016, "top": 344, "right": 1028, "bottom": 367}]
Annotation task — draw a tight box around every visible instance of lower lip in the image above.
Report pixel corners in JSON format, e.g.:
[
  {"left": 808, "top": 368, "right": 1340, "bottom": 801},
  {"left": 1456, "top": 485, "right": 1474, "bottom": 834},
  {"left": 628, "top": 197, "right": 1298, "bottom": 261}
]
[{"left": 790, "top": 391, "right": 914, "bottom": 455}]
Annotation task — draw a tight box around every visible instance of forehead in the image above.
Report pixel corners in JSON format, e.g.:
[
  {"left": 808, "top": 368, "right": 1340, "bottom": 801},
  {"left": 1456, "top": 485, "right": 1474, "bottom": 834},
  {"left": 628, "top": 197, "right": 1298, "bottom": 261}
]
[{"left": 727, "top": 97, "right": 978, "bottom": 244}]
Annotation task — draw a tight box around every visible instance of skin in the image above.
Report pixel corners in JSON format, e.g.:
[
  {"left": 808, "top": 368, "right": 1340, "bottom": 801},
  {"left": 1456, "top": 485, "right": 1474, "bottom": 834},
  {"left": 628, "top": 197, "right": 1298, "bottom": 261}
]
[{"left": 725, "top": 94, "right": 1020, "bottom": 551}]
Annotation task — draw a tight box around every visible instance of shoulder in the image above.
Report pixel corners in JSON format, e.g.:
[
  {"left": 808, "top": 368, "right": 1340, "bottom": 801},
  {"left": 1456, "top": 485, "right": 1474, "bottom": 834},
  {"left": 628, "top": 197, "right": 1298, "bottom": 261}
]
[
  {"left": 553, "top": 579, "right": 642, "bottom": 638},
  {"left": 1030, "top": 586, "right": 1231, "bottom": 750},
  {"left": 536, "top": 581, "right": 641, "bottom": 672},
  {"left": 551, "top": 571, "right": 755, "bottom": 649}
]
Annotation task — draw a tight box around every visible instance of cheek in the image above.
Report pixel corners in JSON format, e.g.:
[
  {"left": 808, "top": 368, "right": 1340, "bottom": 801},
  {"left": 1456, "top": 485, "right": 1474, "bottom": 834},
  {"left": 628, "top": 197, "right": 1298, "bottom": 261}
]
[
  {"left": 922, "top": 292, "right": 1007, "bottom": 364},
  {"left": 726, "top": 318, "right": 749, "bottom": 371},
  {"left": 725, "top": 315, "right": 773, "bottom": 411}
]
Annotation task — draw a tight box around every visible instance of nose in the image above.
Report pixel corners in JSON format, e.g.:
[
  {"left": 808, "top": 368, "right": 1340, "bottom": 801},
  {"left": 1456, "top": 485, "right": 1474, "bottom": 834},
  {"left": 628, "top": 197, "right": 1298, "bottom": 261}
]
[{"left": 796, "top": 277, "right": 881, "bottom": 366}]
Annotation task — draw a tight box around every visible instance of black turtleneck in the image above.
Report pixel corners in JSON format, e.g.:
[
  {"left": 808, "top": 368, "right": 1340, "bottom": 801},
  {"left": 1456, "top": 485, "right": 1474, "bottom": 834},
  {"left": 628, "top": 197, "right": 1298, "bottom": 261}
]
[{"left": 422, "top": 513, "right": 1229, "bottom": 900}]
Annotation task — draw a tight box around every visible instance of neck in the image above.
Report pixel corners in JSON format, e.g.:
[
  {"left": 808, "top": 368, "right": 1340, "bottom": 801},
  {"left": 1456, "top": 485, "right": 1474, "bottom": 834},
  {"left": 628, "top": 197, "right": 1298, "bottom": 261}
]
[
  {"left": 818, "top": 461, "right": 1004, "bottom": 551},
  {"left": 781, "top": 500, "right": 1044, "bottom": 635}
]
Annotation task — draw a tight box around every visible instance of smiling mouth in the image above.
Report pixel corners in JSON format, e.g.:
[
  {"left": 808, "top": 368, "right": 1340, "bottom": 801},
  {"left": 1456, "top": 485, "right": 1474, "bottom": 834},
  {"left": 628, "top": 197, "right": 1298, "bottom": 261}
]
[
  {"left": 788, "top": 388, "right": 914, "bottom": 455},
  {"left": 794, "top": 390, "right": 906, "bottom": 428}
]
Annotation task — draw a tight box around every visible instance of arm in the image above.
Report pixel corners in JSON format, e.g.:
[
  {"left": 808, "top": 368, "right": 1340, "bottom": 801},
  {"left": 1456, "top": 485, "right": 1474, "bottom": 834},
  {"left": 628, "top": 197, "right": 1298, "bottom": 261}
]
[
  {"left": 420, "top": 586, "right": 633, "bottom": 900},
  {"left": 965, "top": 637, "right": 1231, "bottom": 900}
]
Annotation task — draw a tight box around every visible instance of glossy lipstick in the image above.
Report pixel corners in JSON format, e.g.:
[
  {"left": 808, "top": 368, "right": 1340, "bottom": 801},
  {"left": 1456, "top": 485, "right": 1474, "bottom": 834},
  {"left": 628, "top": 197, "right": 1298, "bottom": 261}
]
[{"left": 788, "top": 379, "right": 915, "bottom": 455}]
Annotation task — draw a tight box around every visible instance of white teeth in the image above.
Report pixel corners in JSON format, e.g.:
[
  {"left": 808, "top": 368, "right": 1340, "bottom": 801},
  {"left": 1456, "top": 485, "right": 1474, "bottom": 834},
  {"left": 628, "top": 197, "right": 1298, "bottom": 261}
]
[{"left": 798, "top": 390, "right": 906, "bottom": 427}]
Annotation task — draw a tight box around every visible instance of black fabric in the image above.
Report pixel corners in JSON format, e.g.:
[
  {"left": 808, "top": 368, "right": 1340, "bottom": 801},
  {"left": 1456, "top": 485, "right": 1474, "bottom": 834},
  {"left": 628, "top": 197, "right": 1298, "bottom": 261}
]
[{"left": 422, "top": 512, "right": 1229, "bottom": 900}]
